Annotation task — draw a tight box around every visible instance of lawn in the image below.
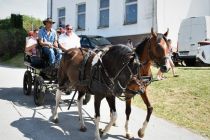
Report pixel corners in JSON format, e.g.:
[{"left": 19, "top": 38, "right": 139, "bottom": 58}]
[
  {"left": 133, "top": 66, "right": 210, "bottom": 138},
  {"left": 0, "top": 53, "right": 24, "bottom": 68}
]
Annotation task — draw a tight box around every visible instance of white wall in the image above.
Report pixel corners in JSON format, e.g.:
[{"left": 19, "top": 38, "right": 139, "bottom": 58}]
[
  {"left": 50, "top": 0, "right": 154, "bottom": 37},
  {"left": 49, "top": 0, "right": 210, "bottom": 45},
  {"left": 157, "top": 0, "right": 210, "bottom": 46}
]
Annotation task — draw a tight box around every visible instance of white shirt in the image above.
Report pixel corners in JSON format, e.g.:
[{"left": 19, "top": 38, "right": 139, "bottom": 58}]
[
  {"left": 26, "top": 37, "right": 37, "bottom": 48},
  {"left": 59, "top": 32, "right": 81, "bottom": 50},
  {"left": 26, "top": 37, "right": 37, "bottom": 55}
]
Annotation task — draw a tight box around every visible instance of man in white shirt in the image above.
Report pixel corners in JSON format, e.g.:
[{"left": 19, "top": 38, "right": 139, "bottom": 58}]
[{"left": 59, "top": 24, "right": 81, "bottom": 52}]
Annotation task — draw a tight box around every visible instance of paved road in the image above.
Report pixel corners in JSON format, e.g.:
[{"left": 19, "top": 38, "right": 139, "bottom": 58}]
[{"left": 0, "top": 66, "right": 208, "bottom": 140}]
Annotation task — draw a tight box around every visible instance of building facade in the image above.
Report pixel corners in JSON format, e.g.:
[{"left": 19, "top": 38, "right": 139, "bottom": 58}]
[{"left": 47, "top": 0, "right": 210, "bottom": 45}]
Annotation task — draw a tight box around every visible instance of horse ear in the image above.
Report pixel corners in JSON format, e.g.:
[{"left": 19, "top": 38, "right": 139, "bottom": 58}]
[
  {"left": 164, "top": 28, "right": 169, "bottom": 37},
  {"left": 151, "top": 27, "right": 157, "bottom": 38}
]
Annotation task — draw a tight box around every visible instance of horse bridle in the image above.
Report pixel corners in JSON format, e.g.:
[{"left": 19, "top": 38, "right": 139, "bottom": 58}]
[
  {"left": 140, "top": 37, "right": 169, "bottom": 68},
  {"left": 99, "top": 52, "right": 145, "bottom": 100}
]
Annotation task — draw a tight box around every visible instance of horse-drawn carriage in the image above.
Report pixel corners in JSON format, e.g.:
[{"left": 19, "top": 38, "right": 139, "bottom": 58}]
[
  {"left": 23, "top": 45, "right": 91, "bottom": 106},
  {"left": 23, "top": 28, "right": 171, "bottom": 140}
]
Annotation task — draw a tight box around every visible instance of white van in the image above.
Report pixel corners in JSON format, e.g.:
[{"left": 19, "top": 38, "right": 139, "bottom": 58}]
[{"left": 177, "top": 16, "right": 210, "bottom": 66}]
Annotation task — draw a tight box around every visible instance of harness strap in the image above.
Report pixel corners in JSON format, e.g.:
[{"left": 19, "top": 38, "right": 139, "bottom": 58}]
[{"left": 79, "top": 49, "right": 92, "bottom": 82}]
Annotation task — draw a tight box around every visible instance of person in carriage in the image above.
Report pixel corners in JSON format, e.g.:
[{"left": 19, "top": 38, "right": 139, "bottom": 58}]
[
  {"left": 38, "top": 18, "right": 62, "bottom": 67},
  {"left": 25, "top": 29, "right": 42, "bottom": 67},
  {"left": 58, "top": 24, "right": 81, "bottom": 51}
]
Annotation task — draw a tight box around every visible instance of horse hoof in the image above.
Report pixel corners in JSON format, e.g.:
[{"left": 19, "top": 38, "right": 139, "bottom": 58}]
[
  {"left": 138, "top": 129, "right": 144, "bottom": 138},
  {"left": 126, "top": 133, "right": 131, "bottom": 139},
  {"left": 80, "top": 126, "right": 87, "bottom": 132},
  {"left": 112, "top": 122, "right": 116, "bottom": 126},
  {"left": 52, "top": 118, "right": 59, "bottom": 123},
  {"left": 126, "top": 133, "right": 134, "bottom": 140},
  {"left": 99, "top": 129, "right": 104, "bottom": 137}
]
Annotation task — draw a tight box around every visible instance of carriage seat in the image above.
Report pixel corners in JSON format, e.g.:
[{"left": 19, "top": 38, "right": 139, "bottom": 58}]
[{"left": 24, "top": 44, "right": 48, "bottom": 68}]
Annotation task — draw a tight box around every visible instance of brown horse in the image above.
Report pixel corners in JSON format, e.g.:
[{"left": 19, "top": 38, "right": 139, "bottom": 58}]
[
  {"left": 124, "top": 28, "right": 171, "bottom": 139},
  {"left": 51, "top": 45, "right": 146, "bottom": 140}
]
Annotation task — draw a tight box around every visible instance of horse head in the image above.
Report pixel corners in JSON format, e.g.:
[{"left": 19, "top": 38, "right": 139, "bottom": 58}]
[
  {"left": 135, "top": 28, "right": 171, "bottom": 73},
  {"left": 150, "top": 28, "right": 170, "bottom": 72}
]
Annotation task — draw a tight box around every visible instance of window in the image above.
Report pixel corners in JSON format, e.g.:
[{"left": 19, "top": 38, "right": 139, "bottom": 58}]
[
  {"left": 99, "top": 0, "right": 109, "bottom": 28},
  {"left": 58, "top": 8, "right": 65, "bottom": 27},
  {"left": 124, "top": 0, "right": 137, "bottom": 25},
  {"left": 77, "top": 3, "right": 86, "bottom": 30}
]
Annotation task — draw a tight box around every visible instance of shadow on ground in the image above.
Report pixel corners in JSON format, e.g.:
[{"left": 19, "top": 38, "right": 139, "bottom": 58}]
[
  {"left": 10, "top": 111, "right": 95, "bottom": 140},
  {"left": 0, "top": 87, "right": 133, "bottom": 140},
  {"left": 0, "top": 87, "right": 56, "bottom": 108}
]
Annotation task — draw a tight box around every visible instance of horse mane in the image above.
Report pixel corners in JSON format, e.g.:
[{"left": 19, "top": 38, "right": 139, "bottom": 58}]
[
  {"left": 102, "top": 44, "right": 133, "bottom": 76},
  {"left": 105, "top": 44, "right": 132, "bottom": 60},
  {"left": 135, "top": 33, "right": 167, "bottom": 56},
  {"left": 135, "top": 37, "right": 150, "bottom": 57}
]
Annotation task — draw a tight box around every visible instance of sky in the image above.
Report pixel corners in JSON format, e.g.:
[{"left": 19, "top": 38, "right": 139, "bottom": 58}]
[{"left": 0, "top": 0, "right": 48, "bottom": 20}]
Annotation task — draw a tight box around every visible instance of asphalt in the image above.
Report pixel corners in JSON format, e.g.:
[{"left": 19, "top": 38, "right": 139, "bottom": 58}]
[{"left": 0, "top": 65, "right": 208, "bottom": 140}]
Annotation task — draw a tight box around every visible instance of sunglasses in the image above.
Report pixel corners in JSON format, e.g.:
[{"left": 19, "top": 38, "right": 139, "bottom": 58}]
[{"left": 66, "top": 28, "right": 73, "bottom": 30}]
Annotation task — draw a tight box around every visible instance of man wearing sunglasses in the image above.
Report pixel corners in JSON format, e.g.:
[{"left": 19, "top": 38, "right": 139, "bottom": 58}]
[{"left": 58, "top": 24, "right": 81, "bottom": 52}]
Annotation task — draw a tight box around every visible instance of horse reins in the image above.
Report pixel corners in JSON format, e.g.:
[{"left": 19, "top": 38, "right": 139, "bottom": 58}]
[{"left": 98, "top": 51, "right": 146, "bottom": 101}]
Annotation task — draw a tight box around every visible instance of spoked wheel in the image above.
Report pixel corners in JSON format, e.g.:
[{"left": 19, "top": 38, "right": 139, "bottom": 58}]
[
  {"left": 83, "top": 94, "right": 91, "bottom": 105},
  {"left": 34, "top": 76, "right": 45, "bottom": 106},
  {"left": 23, "top": 71, "right": 32, "bottom": 95}
]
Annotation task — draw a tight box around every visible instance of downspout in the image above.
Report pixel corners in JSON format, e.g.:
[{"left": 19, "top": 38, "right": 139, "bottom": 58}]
[
  {"left": 152, "top": 0, "right": 158, "bottom": 32},
  {"left": 50, "top": 0, "right": 53, "bottom": 18}
]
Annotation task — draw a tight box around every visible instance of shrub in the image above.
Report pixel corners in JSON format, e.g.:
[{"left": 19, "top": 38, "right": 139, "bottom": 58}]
[
  {"left": 0, "top": 29, "right": 27, "bottom": 59},
  {"left": 0, "top": 14, "right": 42, "bottom": 60}
]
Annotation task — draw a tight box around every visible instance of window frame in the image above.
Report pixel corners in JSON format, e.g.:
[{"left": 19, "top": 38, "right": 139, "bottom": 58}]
[
  {"left": 57, "top": 7, "right": 66, "bottom": 28},
  {"left": 77, "top": 3, "right": 86, "bottom": 31},
  {"left": 124, "top": 0, "right": 138, "bottom": 25},
  {"left": 98, "top": 0, "right": 110, "bottom": 28}
]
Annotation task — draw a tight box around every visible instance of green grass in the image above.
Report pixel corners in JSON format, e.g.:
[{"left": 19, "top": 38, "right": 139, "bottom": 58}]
[
  {"left": 133, "top": 67, "right": 210, "bottom": 138},
  {"left": 0, "top": 53, "right": 24, "bottom": 68}
]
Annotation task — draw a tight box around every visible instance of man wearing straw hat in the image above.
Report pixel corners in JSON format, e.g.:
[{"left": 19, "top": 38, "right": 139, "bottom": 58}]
[{"left": 38, "top": 18, "right": 62, "bottom": 66}]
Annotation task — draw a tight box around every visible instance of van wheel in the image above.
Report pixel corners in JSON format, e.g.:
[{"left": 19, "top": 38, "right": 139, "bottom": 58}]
[{"left": 184, "top": 59, "right": 196, "bottom": 66}]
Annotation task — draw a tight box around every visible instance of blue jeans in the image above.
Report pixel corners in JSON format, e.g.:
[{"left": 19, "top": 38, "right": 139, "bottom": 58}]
[{"left": 42, "top": 47, "right": 62, "bottom": 65}]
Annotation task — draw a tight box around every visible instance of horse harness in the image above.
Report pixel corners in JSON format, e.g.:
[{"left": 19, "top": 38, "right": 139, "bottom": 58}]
[{"left": 78, "top": 48, "right": 146, "bottom": 100}]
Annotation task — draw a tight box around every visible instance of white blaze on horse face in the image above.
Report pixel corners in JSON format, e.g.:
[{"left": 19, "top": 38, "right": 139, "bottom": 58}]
[
  {"left": 158, "top": 39, "right": 168, "bottom": 55},
  {"left": 92, "top": 51, "right": 103, "bottom": 66},
  {"left": 95, "top": 117, "right": 101, "bottom": 140}
]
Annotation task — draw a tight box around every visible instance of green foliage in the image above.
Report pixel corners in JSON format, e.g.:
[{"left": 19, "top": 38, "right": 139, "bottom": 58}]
[
  {"left": 10, "top": 14, "right": 23, "bottom": 28},
  {"left": 0, "top": 14, "right": 42, "bottom": 59},
  {"left": 0, "top": 18, "right": 12, "bottom": 29},
  {"left": 0, "top": 53, "right": 24, "bottom": 67},
  {"left": 0, "top": 29, "right": 27, "bottom": 58},
  {"left": 22, "top": 15, "right": 42, "bottom": 31}
]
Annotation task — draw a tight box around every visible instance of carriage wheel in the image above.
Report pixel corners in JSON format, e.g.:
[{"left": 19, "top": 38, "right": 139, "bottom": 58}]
[
  {"left": 83, "top": 94, "right": 91, "bottom": 105},
  {"left": 23, "top": 71, "right": 32, "bottom": 95},
  {"left": 34, "top": 76, "right": 45, "bottom": 106}
]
